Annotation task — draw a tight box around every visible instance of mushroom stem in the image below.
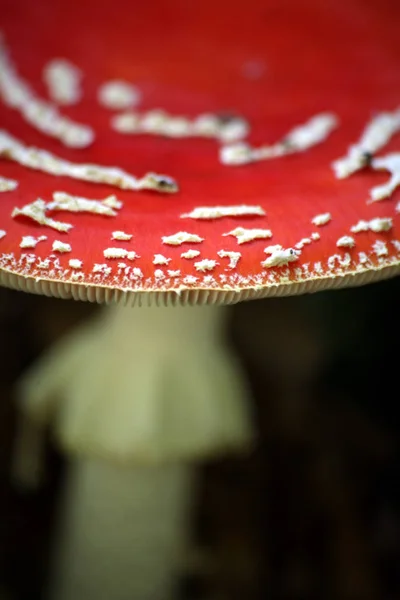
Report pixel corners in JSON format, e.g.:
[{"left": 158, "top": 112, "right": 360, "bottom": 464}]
[
  {"left": 15, "top": 302, "right": 253, "bottom": 600},
  {"left": 49, "top": 460, "right": 194, "bottom": 600}
]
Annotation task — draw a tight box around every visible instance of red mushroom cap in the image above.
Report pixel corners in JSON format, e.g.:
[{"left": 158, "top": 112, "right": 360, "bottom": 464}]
[{"left": 1, "top": 0, "right": 400, "bottom": 304}]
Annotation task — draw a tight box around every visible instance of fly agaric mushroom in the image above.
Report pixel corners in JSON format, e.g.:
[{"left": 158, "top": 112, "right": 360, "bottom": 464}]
[{"left": 1, "top": 0, "right": 400, "bottom": 599}]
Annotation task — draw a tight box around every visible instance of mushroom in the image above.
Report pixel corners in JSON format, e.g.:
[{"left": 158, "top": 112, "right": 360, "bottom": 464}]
[{"left": 1, "top": 0, "right": 400, "bottom": 599}]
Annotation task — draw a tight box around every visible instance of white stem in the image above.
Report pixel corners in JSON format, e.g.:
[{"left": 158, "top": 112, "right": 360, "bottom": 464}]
[
  {"left": 15, "top": 303, "right": 253, "bottom": 600},
  {"left": 49, "top": 460, "right": 193, "bottom": 600}
]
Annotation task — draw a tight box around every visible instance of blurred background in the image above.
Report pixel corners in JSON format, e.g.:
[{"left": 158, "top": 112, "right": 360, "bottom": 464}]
[{"left": 0, "top": 279, "right": 399, "bottom": 600}]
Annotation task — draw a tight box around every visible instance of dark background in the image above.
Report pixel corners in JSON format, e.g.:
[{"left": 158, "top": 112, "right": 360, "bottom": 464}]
[{"left": 0, "top": 278, "right": 399, "bottom": 600}]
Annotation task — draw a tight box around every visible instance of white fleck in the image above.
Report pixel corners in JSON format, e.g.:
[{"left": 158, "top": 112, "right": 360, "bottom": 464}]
[
  {"left": 341, "top": 253, "right": 352, "bottom": 267},
  {"left": 217, "top": 119, "right": 249, "bottom": 143},
  {"left": 358, "top": 252, "right": 369, "bottom": 264},
  {"left": 217, "top": 250, "right": 241, "bottom": 269},
  {"left": 327, "top": 253, "right": 352, "bottom": 269},
  {"left": 351, "top": 220, "right": 370, "bottom": 233},
  {"left": 311, "top": 232, "right": 320, "bottom": 240},
  {"left": 181, "top": 249, "right": 201, "bottom": 259},
  {"left": 295, "top": 237, "right": 312, "bottom": 249},
  {"left": 168, "top": 269, "right": 181, "bottom": 277},
  {"left": 103, "top": 247, "right": 128, "bottom": 259},
  {"left": 52, "top": 257, "right": 63, "bottom": 270},
  {"left": 0, "top": 175, "right": 18, "bottom": 191},
  {"left": 194, "top": 113, "right": 248, "bottom": 142},
  {"left": 112, "top": 108, "right": 249, "bottom": 142},
  {"left": 151, "top": 110, "right": 186, "bottom": 136},
  {"left": 219, "top": 143, "right": 253, "bottom": 166},
  {"left": 352, "top": 217, "right": 392, "bottom": 233},
  {"left": 52, "top": 240, "right": 71, "bottom": 253},
  {"left": 336, "top": 235, "right": 355, "bottom": 248},
  {"left": 391, "top": 240, "right": 400, "bottom": 252},
  {"left": 203, "top": 275, "right": 215, "bottom": 285},
  {"left": 0, "top": 130, "right": 178, "bottom": 193},
  {"left": 262, "top": 247, "right": 300, "bottom": 268},
  {"left": 0, "top": 35, "right": 93, "bottom": 147},
  {"left": 0, "top": 230, "right": 6, "bottom": 239},
  {"left": 48, "top": 192, "right": 119, "bottom": 216},
  {"left": 37, "top": 258, "right": 51, "bottom": 270},
  {"left": 311, "top": 212, "right": 331, "bottom": 226},
  {"left": 98, "top": 80, "right": 141, "bottom": 110},
  {"left": 12, "top": 198, "right": 73, "bottom": 232},
  {"left": 20, "top": 235, "right": 47, "bottom": 248},
  {"left": 127, "top": 251, "right": 139, "bottom": 261},
  {"left": 131, "top": 267, "right": 143, "bottom": 278},
  {"left": 153, "top": 254, "right": 171, "bottom": 265},
  {"left": 314, "top": 261, "right": 323, "bottom": 273},
  {"left": 138, "top": 172, "right": 179, "bottom": 193},
  {"left": 69, "top": 258, "right": 82, "bottom": 269},
  {"left": 70, "top": 271, "right": 84, "bottom": 280},
  {"left": 194, "top": 259, "right": 218, "bottom": 272},
  {"left": 366, "top": 218, "right": 391, "bottom": 233},
  {"left": 111, "top": 112, "right": 140, "bottom": 133},
  {"left": 103, "top": 196, "right": 123, "bottom": 209},
  {"left": 135, "top": 109, "right": 167, "bottom": 133},
  {"left": 281, "top": 113, "right": 338, "bottom": 150},
  {"left": 182, "top": 205, "right": 265, "bottom": 220},
  {"left": 93, "top": 263, "right": 112, "bottom": 275},
  {"left": 43, "top": 59, "right": 82, "bottom": 106},
  {"left": 264, "top": 244, "right": 283, "bottom": 254},
  {"left": 154, "top": 269, "right": 166, "bottom": 280},
  {"left": 183, "top": 275, "right": 198, "bottom": 285},
  {"left": 153, "top": 115, "right": 191, "bottom": 137},
  {"left": 112, "top": 230, "right": 132, "bottom": 241},
  {"left": 332, "top": 108, "right": 400, "bottom": 178},
  {"left": 369, "top": 154, "right": 400, "bottom": 202},
  {"left": 221, "top": 113, "right": 338, "bottom": 165},
  {"left": 222, "top": 226, "right": 272, "bottom": 244},
  {"left": 22, "top": 254, "right": 36, "bottom": 264},
  {"left": 162, "top": 231, "right": 204, "bottom": 245},
  {"left": 372, "top": 240, "right": 388, "bottom": 256}
]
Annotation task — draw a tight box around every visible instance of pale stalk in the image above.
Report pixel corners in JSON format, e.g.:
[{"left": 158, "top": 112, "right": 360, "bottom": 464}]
[{"left": 14, "top": 302, "right": 253, "bottom": 600}]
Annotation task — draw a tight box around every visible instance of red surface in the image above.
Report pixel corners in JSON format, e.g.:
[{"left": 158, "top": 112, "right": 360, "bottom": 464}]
[{"left": 1, "top": 0, "right": 400, "bottom": 295}]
